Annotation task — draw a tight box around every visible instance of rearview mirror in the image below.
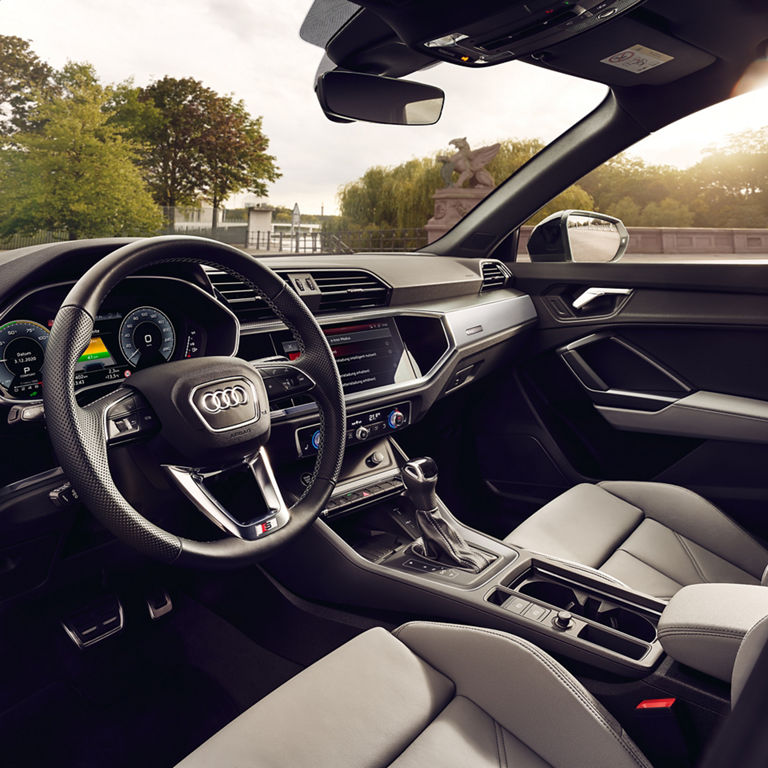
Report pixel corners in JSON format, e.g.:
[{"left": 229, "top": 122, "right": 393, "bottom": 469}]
[
  {"left": 527, "top": 211, "right": 629, "bottom": 263},
  {"left": 316, "top": 71, "right": 444, "bottom": 126}
]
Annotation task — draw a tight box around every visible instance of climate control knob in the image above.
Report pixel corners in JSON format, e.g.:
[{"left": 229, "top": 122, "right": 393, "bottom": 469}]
[
  {"left": 355, "top": 425, "right": 371, "bottom": 441},
  {"left": 387, "top": 409, "right": 405, "bottom": 429}
]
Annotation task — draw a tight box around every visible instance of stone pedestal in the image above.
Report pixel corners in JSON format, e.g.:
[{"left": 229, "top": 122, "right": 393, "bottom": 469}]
[{"left": 425, "top": 187, "right": 492, "bottom": 243}]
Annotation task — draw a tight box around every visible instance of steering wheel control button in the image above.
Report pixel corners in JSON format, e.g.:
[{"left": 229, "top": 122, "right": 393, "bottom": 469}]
[
  {"left": 554, "top": 610, "right": 574, "bottom": 630},
  {"left": 106, "top": 392, "right": 159, "bottom": 444},
  {"left": 311, "top": 430, "right": 322, "bottom": 450},
  {"left": 190, "top": 377, "right": 259, "bottom": 432},
  {"left": 261, "top": 365, "right": 314, "bottom": 403}
]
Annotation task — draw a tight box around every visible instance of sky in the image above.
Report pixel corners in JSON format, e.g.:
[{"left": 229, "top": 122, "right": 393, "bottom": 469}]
[{"left": 2, "top": 0, "right": 768, "bottom": 215}]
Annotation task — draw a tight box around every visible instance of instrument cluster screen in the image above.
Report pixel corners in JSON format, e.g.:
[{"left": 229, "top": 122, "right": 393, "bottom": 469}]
[{"left": 278, "top": 318, "right": 417, "bottom": 394}]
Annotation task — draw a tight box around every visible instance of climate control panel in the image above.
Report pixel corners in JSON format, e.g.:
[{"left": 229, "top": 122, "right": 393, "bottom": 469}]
[{"left": 296, "top": 402, "right": 411, "bottom": 457}]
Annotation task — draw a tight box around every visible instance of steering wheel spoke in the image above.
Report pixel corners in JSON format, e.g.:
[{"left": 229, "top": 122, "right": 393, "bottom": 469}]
[{"left": 164, "top": 447, "right": 290, "bottom": 541}]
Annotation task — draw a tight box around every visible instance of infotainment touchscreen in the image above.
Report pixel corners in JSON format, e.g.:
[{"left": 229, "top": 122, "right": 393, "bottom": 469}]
[{"left": 276, "top": 318, "right": 417, "bottom": 394}]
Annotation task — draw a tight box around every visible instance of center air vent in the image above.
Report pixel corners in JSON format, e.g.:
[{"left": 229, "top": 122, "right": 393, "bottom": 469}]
[
  {"left": 207, "top": 268, "right": 390, "bottom": 324},
  {"left": 480, "top": 261, "right": 510, "bottom": 292},
  {"left": 314, "top": 270, "right": 390, "bottom": 313},
  {"left": 207, "top": 269, "right": 274, "bottom": 324}
]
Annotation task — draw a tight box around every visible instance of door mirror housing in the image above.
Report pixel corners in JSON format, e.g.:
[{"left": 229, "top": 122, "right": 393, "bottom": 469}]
[
  {"left": 316, "top": 71, "right": 444, "bottom": 126},
  {"left": 527, "top": 211, "right": 629, "bottom": 263}
]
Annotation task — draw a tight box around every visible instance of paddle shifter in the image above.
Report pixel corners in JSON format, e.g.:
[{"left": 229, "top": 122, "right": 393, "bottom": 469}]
[{"left": 401, "top": 457, "right": 491, "bottom": 573}]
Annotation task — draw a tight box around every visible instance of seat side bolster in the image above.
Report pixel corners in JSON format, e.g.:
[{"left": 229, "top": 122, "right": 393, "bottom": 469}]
[{"left": 394, "top": 622, "right": 651, "bottom": 768}]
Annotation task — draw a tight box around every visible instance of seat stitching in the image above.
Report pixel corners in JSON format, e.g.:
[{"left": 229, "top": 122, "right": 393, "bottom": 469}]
[
  {"left": 674, "top": 532, "right": 709, "bottom": 582},
  {"left": 494, "top": 720, "right": 508, "bottom": 768},
  {"left": 395, "top": 622, "right": 651, "bottom": 768},
  {"left": 658, "top": 628, "right": 745, "bottom": 639}
]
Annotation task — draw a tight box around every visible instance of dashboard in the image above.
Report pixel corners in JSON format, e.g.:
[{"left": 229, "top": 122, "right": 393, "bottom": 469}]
[{"left": 0, "top": 240, "right": 537, "bottom": 596}]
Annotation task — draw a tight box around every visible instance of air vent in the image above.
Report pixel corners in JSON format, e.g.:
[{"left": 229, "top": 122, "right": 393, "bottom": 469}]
[
  {"left": 207, "top": 269, "right": 276, "bottom": 324},
  {"left": 207, "top": 268, "right": 390, "bottom": 323},
  {"left": 480, "top": 261, "right": 509, "bottom": 292},
  {"left": 314, "top": 270, "right": 390, "bottom": 313}
]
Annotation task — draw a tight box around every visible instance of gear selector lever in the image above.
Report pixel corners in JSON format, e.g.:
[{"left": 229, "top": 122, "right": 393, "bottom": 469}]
[{"left": 401, "top": 457, "right": 491, "bottom": 573}]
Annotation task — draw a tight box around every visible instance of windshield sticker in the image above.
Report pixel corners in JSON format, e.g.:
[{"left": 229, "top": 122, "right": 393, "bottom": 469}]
[{"left": 601, "top": 44, "right": 674, "bottom": 74}]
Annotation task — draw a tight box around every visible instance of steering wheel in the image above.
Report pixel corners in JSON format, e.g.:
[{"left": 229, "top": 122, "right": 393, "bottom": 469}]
[{"left": 42, "top": 236, "right": 346, "bottom": 567}]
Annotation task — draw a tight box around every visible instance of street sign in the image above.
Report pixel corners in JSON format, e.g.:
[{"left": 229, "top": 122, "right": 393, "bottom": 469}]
[{"left": 291, "top": 203, "right": 301, "bottom": 234}]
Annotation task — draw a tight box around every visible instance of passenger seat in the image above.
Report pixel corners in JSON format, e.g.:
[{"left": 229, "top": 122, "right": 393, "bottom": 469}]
[{"left": 504, "top": 482, "right": 768, "bottom": 599}]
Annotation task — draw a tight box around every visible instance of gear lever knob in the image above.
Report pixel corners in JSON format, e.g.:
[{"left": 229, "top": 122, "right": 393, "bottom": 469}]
[{"left": 401, "top": 457, "right": 439, "bottom": 512}]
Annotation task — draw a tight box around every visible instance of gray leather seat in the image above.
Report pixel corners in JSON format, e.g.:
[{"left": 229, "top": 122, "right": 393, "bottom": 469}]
[
  {"left": 504, "top": 481, "right": 768, "bottom": 599},
  {"left": 177, "top": 621, "right": 652, "bottom": 768}
]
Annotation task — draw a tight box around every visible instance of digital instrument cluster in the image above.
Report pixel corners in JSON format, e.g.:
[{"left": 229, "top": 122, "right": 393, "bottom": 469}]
[{"left": 0, "top": 277, "right": 238, "bottom": 401}]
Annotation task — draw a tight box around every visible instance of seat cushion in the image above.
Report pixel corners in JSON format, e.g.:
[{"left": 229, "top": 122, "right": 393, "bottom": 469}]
[
  {"left": 177, "top": 622, "right": 651, "bottom": 768},
  {"left": 176, "top": 626, "right": 454, "bottom": 768},
  {"left": 505, "top": 482, "right": 768, "bottom": 599}
]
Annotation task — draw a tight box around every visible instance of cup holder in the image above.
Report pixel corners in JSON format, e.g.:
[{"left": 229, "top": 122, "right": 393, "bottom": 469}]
[
  {"left": 514, "top": 574, "right": 658, "bottom": 644},
  {"left": 594, "top": 607, "right": 657, "bottom": 642},
  {"left": 518, "top": 580, "right": 580, "bottom": 611}
]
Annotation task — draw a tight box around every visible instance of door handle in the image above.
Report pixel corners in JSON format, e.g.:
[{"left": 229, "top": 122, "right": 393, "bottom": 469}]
[{"left": 572, "top": 287, "right": 633, "bottom": 310}]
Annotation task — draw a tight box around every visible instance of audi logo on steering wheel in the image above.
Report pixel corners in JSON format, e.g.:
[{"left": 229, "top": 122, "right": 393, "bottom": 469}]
[{"left": 201, "top": 386, "right": 249, "bottom": 414}]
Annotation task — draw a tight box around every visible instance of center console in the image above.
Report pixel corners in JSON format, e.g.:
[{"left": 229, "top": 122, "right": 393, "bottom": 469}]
[{"left": 270, "top": 438, "right": 666, "bottom": 678}]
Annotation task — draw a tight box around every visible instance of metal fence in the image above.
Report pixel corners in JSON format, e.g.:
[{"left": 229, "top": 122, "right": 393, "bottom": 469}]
[
  {"left": 0, "top": 226, "right": 429, "bottom": 254},
  {"left": 0, "top": 230, "right": 69, "bottom": 250},
  {"left": 246, "top": 228, "right": 428, "bottom": 254}
]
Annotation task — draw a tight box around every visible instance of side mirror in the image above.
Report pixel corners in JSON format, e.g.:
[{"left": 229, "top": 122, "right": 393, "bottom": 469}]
[
  {"left": 527, "top": 210, "right": 629, "bottom": 263},
  {"left": 316, "top": 71, "right": 444, "bottom": 126}
]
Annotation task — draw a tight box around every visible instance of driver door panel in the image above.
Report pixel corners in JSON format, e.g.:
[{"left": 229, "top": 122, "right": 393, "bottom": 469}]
[{"left": 471, "top": 261, "right": 768, "bottom": 539}]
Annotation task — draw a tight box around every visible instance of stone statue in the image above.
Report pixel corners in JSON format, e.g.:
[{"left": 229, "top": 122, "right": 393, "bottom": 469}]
[{"left": 437, "top": 138, "right": 501, "bottom": 189}]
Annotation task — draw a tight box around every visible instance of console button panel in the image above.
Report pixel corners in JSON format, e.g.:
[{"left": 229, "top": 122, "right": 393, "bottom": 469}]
[{"left": 296, "top": 401, "right": 411, "bottom": 457}]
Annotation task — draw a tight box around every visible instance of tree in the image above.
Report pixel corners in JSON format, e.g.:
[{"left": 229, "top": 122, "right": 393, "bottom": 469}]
[
  {"left": 0, "top": 64, "right": 163, "bottom": 240},
  {"left": 116, "top": 77, "right": 209, "bottom": 211},
  {"left": 0, "top": 35, "right": 57, "bottom": 136},
  {"left": 611, "top": 196, "right": 643, "bottom": 226},
  {"left": 688, "top": 128, "right": 768, "bottom": 227},
  {"left": 196, "top": 95, "right": 280, "bottom": 230},
  {"left": 331, "top": 138, "right": 589, "bottom": 231},
  {"left": 115, "top": 77, "right": 280, "bottom": 227},
  {"left": 639, "top": 197, "right": 695, "bottom": 227}
]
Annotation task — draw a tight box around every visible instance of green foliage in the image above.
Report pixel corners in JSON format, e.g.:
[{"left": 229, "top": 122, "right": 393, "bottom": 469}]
[
  {"left": 114, "top": 76, "right": 280, "bottom": 221},
  {"left": 0, "top": 64, "right": 163, "bottom": 239},
  {"left": 331, "top": 139, "right": 590, "bottom": 230},
  {"left": 639, "top": 197, "right": 695, "bottom": 227},
  {"left": 0, "top": 35, "right": 57, "bottom": 136}
]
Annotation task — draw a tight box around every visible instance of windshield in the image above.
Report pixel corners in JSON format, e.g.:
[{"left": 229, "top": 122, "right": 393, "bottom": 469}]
[{"left": 1, "top": 0, "right": 767, "bottom": 259}]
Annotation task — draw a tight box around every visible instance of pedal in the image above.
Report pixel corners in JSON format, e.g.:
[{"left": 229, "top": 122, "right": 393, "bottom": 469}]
[
  {"left": 146, "top": 588, "right": 173, "bottom": 620},
  {"left": 61, "top": 594, "right": 124, "bottom": 649}
]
